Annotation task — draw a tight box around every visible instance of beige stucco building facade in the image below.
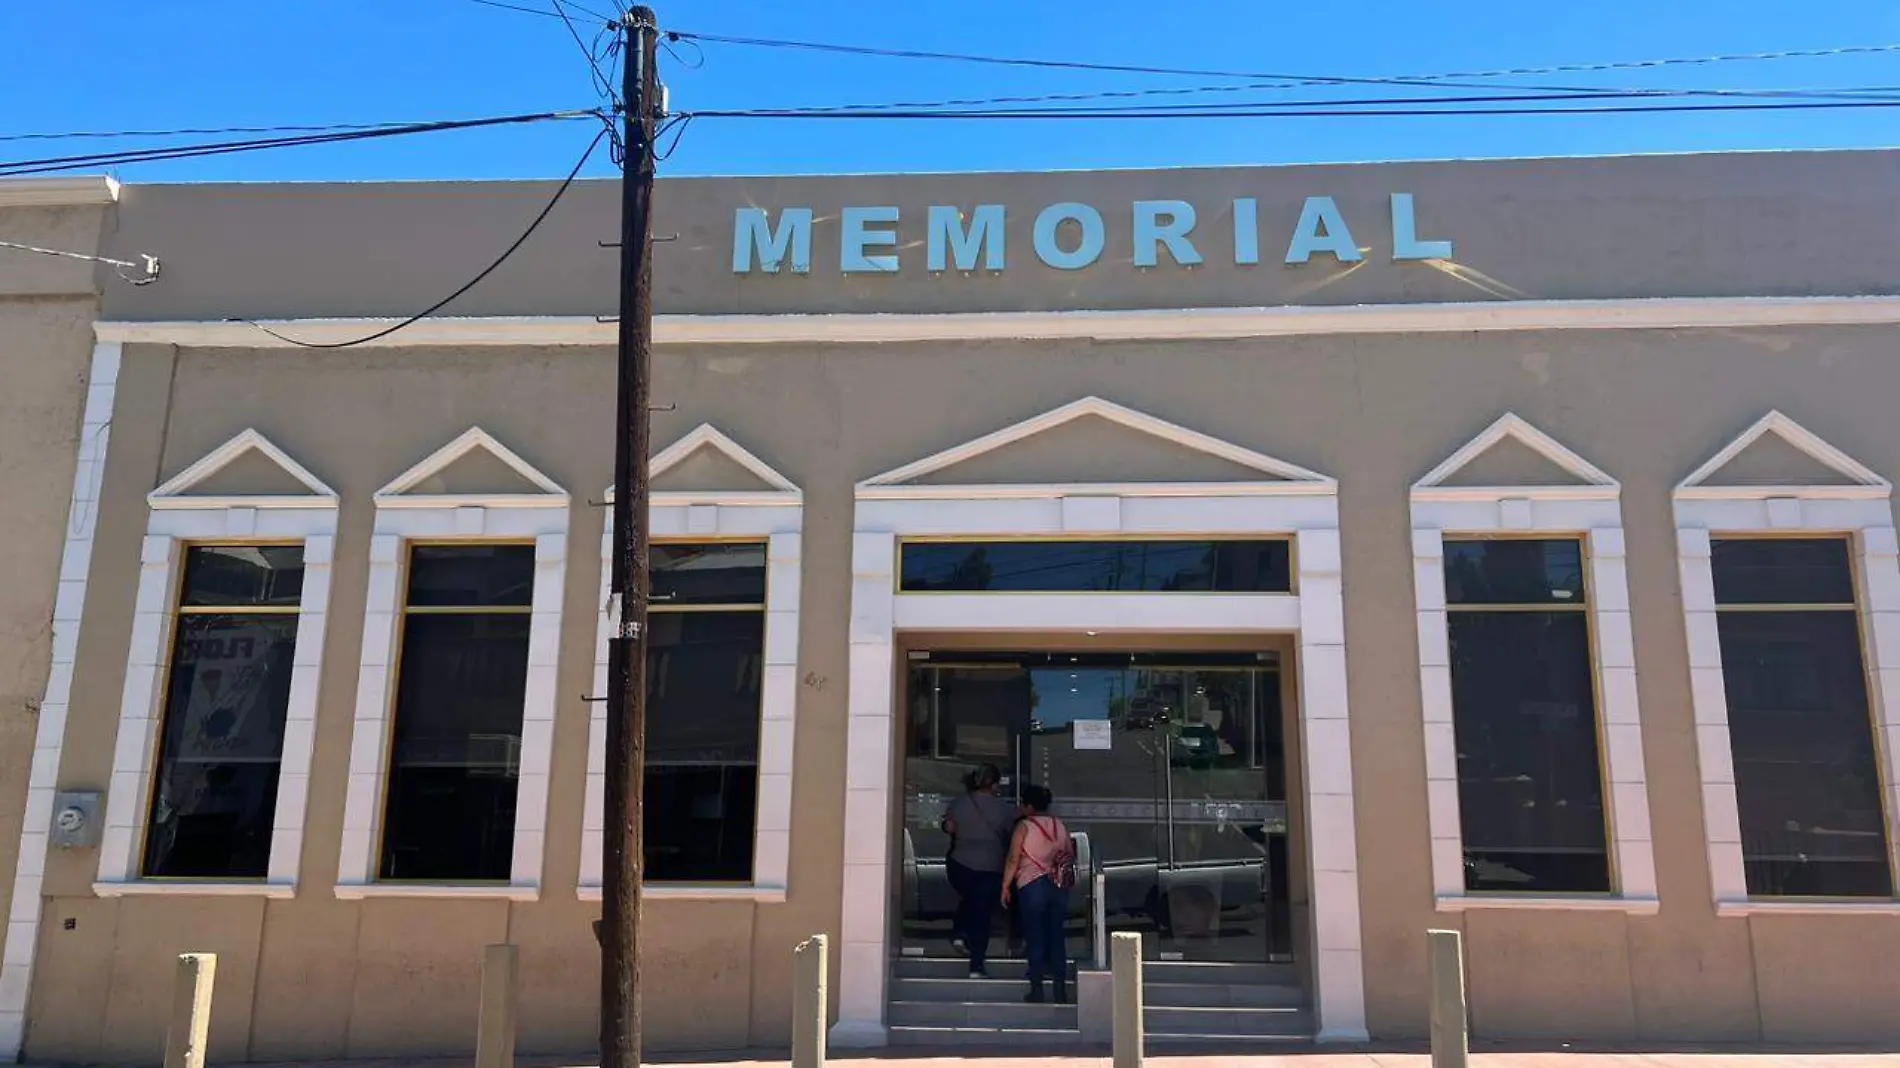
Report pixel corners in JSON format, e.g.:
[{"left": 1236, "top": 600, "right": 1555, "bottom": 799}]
[{"left": 6, "top": 150, "right": 1900, "bottom": 1062}]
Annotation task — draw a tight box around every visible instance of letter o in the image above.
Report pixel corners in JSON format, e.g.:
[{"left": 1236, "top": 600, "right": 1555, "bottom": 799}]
[{"left": 1033, "top": 202, "right": 1105, "bottom": 270}]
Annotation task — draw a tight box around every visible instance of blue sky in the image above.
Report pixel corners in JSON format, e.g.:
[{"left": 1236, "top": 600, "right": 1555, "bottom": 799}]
[{"left": 6, "top": 1, "right": 1900, "bottom": 183}]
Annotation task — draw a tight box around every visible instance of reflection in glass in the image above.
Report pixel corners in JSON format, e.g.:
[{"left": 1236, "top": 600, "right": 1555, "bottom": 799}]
[
  {"left": 380, "top": 613, "right": 530, "bottom": 880},
  {"left": 900, "top": 653, "right": 1288, "bottom": 965},
  {"left": 1444, "top": 539, "right": 1585, "bottom": 606},
  {"left": 651, "top": 543, "right": 767, "bottom": 605},
  {"left": 645, "top": 611, "right": 764, "bottom": 881},
  {"left": 405, "top": 544, "right": 535, "bottom": 607},
  {"left": 900, "top": 540, "right": 1291, "bottom": 593},
  {"left": 179, "top": 545, "right": 305, "bottom": 608},
  {"left": 1712, "top": 538, "right": 1857, "bottom": 606},
  {"left": 143, "top": 614, "right": 298, "bottom": 878},
  {"left": 1447, "top": 612, "right": 1609, "bottom": 893},
  {"left": 1714, "top": 536, "right": 1892, "bottom": 898},
  {"left": 643, "top": 542, "right": 769, "bottom": 883}
]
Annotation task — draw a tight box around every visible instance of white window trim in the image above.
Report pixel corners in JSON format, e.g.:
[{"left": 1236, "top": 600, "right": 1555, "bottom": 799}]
[
  {"left": 336, "top": 428, "right": 570, "bottom": 899},
  {"left": 579, "top": 424, "right": 803, "bottom": 902},
  {"left": 94, "top": 429, "right": 340, "bottom": 897},
  {"left": 2, "top": 341, "right": 120, "bottom": 1061},
  {"left": 835, "top": 396, "right": 1367, "bottom": 1047},
  {"left": 1410, "top": 414, "right": 1657, "bottom": 914},
  {"left": 1672, "top": 411, "right": 1900, "bottom": 915}
]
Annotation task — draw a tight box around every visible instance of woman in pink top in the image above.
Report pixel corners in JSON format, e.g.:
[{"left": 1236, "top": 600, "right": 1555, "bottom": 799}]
[{"left": 1000, "top": 783, "right": 1072, "bottom": 1004}]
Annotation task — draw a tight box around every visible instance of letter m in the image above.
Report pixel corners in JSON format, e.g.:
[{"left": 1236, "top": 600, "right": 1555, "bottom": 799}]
[
  {"left": 733, "top": 207, "right": 814, "bottom": 274},
  {"left": 927, "top": 205, "right": 1006, "bottom": 271}
]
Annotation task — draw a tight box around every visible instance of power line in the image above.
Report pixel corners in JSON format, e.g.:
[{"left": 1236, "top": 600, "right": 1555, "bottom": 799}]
[
  {"left": 666, "top": 30, "right": 1570, "bottom": 93},
  {"left": 1409, "top": 42, "right": 1900, "bottom": 82},
  {"left": 755, "top": 79, "right": 1900, "bottom": 116},
  {"left": 670, "top": 30, "right": 1900, "bottom": 98},
  {"left": 729, "top": 86, "right": 1900, "bottom": 119},
  {"left": 687, "top": 97, "right": 1900, "bottom": 121},
  {"left": 461, "top": 0, "right": 619, "bottom": 23},
  {"left": 237, "top": 127, "right": 607, "bottom": 349},
  {"left": 0, "top": 108, "right": 597, "bottom": 177},
  {"left": 552, "top": 0, "right": 621, "bottom": 105},
  {"left": 0, "top": 120, "right": 441, "bottom": 144}
]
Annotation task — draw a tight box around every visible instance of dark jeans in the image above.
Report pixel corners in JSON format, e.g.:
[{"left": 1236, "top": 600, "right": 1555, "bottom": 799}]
[
  {"left": 948, "top": 859, "right": 1003, "bottom": 970},
  {"left": 1017, "top": 875, "right": 1069, "bottom": 986}
]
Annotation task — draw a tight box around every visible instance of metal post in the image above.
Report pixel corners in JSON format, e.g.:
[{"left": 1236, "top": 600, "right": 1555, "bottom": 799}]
[
  {"left": 162, "top": 953, "right": 216, "bottom": 1068},
  {"left": 792, "top": 935, "right": 828, "bottom": 1068},
  {"left": 1092, "top": 871, "right": 1108, "bottom": 970},
  {"left": 1110, "top": 931, "right": 1142, "bottom": 1068},
  {"left": 1428, "top": 928, "right": 1469, "bottom": 1068},
  {"left": 601, "top": 9, "right": 660, "bottom": 1068},
  {"left": 476, "top": 944, "right": 518, "bottom": 1068}
]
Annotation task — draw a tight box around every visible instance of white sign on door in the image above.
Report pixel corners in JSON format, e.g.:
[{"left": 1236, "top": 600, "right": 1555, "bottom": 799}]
[{"left": 1072, "top": 720, "right": 1112, "bottom": 751}]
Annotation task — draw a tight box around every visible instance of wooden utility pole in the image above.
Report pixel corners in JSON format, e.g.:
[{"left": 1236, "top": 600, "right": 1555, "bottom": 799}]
[{"left": 602, "top": 7, "right": 659, "bottom": 1068}]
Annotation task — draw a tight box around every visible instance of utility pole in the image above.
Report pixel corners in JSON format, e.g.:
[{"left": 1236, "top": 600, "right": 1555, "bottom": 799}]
[{"left": 602, "top": 7, "right": 658, "bottom": 1068}]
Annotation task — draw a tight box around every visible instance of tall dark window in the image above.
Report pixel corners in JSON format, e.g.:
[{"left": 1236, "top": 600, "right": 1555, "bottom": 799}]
[
  {"left": 379, "top": 544, "right": 534, "bottom": 881},
  {"left": 646, "top": 542, "right": 766, "bottom": 882},
  {"left": 143, "top": 545, "right": 304, "bottom": 879},
  {"left": 1444, "top": 538, "right": 1611, "bottom": 893},
  {"left": 900, "top": 539, "right": 1291, "bottom": 593},
  {"left": 1713, "top": 537, "right": 1893, "bottom": 898}
]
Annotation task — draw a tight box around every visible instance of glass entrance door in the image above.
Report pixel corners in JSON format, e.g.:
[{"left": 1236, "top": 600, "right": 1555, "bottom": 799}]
[{"left": 898, "top": 651, "right": 1291, "bottom": 966}]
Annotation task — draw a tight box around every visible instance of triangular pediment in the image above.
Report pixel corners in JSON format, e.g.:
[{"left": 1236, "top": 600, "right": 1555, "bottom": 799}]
[
  {"left": 1413, "top": 414, "right": 1617, "bottom": 500},
  {"left": 858, "top": 397, "right": 1333, "bottom": 498},
  {"left": 375, "top": 428, "right": 567, "bottom": 507},
  {"left": 1677, "top": 412, "right": 1888, "bottom": 497},
  {"left": 651, "top": 425, "right": 800, "bottom": 498},
  {"left": 150, "top": 429, "right": 337, "bottom": 509}
]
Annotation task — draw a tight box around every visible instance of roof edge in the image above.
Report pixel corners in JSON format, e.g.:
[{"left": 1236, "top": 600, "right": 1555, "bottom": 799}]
[{"left": 0, "top": 177, "right": 120, "bottom": 209}]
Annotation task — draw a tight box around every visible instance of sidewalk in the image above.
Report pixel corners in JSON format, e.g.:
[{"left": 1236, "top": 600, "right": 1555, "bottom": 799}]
[{"left": 253, "top": 1048, "right": 1900, "bottom": 1068}]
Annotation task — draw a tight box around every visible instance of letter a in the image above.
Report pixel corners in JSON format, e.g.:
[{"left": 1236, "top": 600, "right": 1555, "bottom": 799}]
[{"left": 1284, "top": 196, "right": 1362, "bottom": 264}]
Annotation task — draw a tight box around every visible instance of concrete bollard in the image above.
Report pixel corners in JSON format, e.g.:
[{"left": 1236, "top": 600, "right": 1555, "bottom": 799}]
[
  {"left": 1110, "top": 931, "right": 1142, "bottom": 1068},
  {"left": 163, "top": 953, "right": 216, "bottom": 1068},
  {"left": 475, "top": 944, "right": 518, "bottom": 1068},
  {"left": 1428, "top": 929, "right": 1468, "bottom": 1068},
  {"left": 792, "top": 935, "right": 828, "bottom": 1068}
]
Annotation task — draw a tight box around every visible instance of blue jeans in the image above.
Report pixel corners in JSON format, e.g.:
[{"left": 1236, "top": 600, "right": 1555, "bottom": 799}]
[
  {"left": 1017, "top": 875, "right": 1069, "bottom": 986},
  {"left": 948, "top": 860, "right": 1002, "bottom": 970}
]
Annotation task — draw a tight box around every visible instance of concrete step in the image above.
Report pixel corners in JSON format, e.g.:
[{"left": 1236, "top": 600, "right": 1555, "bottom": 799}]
[
  {"left": 1144, "top": 960, "right": 1296, "bottom": 986},
  {"left": 1143, "top": 1005, "right": 1312, "bottom": 1037},
  {"left": 1146, "top": 1031, "right": 1314, "bottom": 1047},
  {"left": 889, "top": 998, "right": 1079, "bottom": 1030},
  {"left": 893, "top": 956, "right": 1294, "bottom": 986},
  {"left": 1142, "top": 981, "right": 1305, "bottom": 1008},
  {"left": 887, "top": 1024, "right": 1090, "bottom": 1048},
  {"left": 893, "top": 957, "right": 1070, "bottom": 981},
  {"left": 892, "top": 975, "right": 1059, "bottom": 1003}
]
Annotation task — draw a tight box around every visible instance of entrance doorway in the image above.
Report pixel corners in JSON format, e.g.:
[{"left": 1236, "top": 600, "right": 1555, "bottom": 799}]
[{"left": 899, "top": 650, "right": 1293, "bottom": 968}]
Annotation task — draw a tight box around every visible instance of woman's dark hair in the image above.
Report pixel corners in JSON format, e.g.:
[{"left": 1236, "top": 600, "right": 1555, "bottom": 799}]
[
  {"left": 962, "top": 763, "right": 1001, "bottom": 792},
  {"left": 1020, "top": 783, "right": 1054, "bottom": 813}
]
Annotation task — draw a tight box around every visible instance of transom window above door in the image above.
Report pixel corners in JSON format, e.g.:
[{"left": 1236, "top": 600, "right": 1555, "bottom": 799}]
[{"left": 898, "top": 539, "right": 1292, "bottom": 593}]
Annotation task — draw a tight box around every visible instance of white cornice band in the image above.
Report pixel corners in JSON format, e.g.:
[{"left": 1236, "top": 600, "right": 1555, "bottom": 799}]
[
  {"left": 92, "top": 294, "right": 1900, "bottom": 349},
  {"left": 0, "top": 177, "right": 120, "bottom": 209}
]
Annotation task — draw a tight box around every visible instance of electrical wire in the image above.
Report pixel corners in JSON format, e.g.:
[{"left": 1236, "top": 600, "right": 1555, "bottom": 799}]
[
  {"left": 686, "top": 97, "right": 1900, "bottom": 121},
  {"left": 552, "top": 0, "right": 620, "bottom": 105},
  {"left": 752, "top": 79, "right": 1900, "bottom": 116},
  {"left": 0, "top": 109, "right": 597, "bottom": 177},
  {"left": 718, "top": 86, "right": 1900, "bottom": 119},
  {"left": 236, "top": 127, "right": 608, "bottom": 349},
  {"left": 670, "top": 29, "right": 1900, "bottom": 96},
  {"left": 0, "top": 120, "right": 445, "bottom": 144},
  {"left": 0, "top": 239, "right": 159, "bottom": 285},
  {"left": 461, "top": 0, "right": 618, "bottom": 23},
  {"left": 667, "top": 30, "right": 1577, "bottom": 94}
]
